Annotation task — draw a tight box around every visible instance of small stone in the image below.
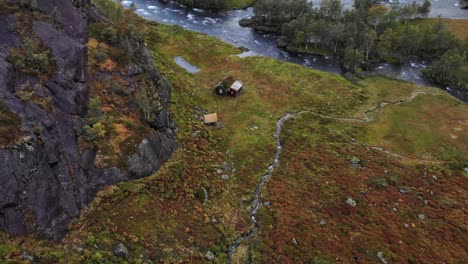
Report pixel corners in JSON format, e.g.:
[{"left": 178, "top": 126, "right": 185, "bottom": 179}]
[
  {"left": 399, "top": 187, "right": 410, "bottom": 194},
  {"left": 202, "top": 187, "right": 209, "bottom": 202},
  {"left": 114, "top": 243, "right": 129, "bottom": 258},
  {"left": 350, "top": 156, "right": 361, "bottom": 168},
  {"left": 221, "top": 174, "right": 229, "bottom": 180},
  {"left": 71, "top": 245, "right": 84, "bottom": 253},
  {"left": 404, "top": 223, "right": 409, "bottom": 228},
  {"left": 351, "top": 156, "right": 360, "bottom": 164},
  {"left": 393, "top": 207, "right": 398, "bottom": 212},
  {"left": 418, "top": 214, "right": 426, "bottom": 221},
  {"left": 263, "top": 201, "right": 271, "bottom": 207},
  {"left": 191, "top": 130, "right": 201, "bottom": 137},
  {"left": 377, "top": 252, "right": 388, "bottom": 264},
  {"left": 216, "top": 169, "right": 222, "bottom": 174},
  {"left": 346, "top": 197, "right": 357, "bottom": 207},
  {"left": 464, "top": 167, "right": 468, "bottom": 173},
  {"left": 20, "top": 252, "right": 34, "bottom": 262},
  {"left": 205, "top": 251, "right": 215, "bottom": 261},
  {"left": 432, "top": 175, "right": 438, "bottom": 180},
  {"left": 292, "top": 237, "right": 298, "bottom": 245},
  {"left": 319, "top": 219, "right": 327, "bottom": 226},
  {"left": 211, "top": 218, "right": 218, "bottom": 223}
]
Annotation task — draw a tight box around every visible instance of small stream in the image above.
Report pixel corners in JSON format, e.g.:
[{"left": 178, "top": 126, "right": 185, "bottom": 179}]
[
  {"left": 226, "top": 113, "right": 293, "bottom": 262},
  {"left": 174, "top": 56, "right": 200, "bottom": 73}
]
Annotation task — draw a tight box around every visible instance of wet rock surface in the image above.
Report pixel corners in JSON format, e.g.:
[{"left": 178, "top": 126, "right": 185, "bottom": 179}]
[{"left": 0, "top": 0, "right": 176, "bottom": 240}]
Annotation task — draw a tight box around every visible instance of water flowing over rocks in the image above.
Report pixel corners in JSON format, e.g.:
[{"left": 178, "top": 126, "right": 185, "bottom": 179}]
[{"left": 226, "top": 113, "right": 293, "bottom": 261}]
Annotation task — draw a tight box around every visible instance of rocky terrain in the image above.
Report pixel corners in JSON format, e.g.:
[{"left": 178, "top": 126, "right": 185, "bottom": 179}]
[{"left": 0, "top": 0, "right": 176, "bottom": 241}]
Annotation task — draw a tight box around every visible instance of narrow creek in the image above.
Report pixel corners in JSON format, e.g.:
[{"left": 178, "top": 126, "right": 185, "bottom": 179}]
[{"left": 226, "top": 113, "right": 293, "bottom": 263}]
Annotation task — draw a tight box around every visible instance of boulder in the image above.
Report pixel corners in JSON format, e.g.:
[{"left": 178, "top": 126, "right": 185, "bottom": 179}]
[
  {"left": 114, "top": 243, "right": 129, "bottom": 258},
  {"left": 128, "top": 132, "right": 177, "bottom": 179}
]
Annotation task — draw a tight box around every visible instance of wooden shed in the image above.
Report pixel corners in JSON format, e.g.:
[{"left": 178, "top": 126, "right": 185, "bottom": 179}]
[{"left": 214, "top": 76, "right": 243, "bottom": 97}]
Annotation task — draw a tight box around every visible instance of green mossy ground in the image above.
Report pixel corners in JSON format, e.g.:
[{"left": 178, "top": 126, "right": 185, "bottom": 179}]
[{"left": 0, "top": 9, "right": 466, "bottom": 264}]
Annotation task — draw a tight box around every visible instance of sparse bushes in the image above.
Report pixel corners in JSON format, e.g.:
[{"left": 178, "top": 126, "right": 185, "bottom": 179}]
[
  {"left": 0, "top": 99, "right": 21, "bottom": 146},
  {"left": 101, "top": 26, "right": 118, "bottom": 44},
  {"left": 372, "top": 178, "right": 388, "bottom": 188},
  {"left": 94, "top": 43, "right": 107, "bottom": 62},
  {"left": 83, "top": 98, "right": 106, "bottom": 140},
  {"left": 87, "top": 98, "right": 104, "bottom": 125},
  {"left": 107, "top": 78, "right": 128, "bottom": 96},
  {"left": 7, "top": 36, "right": 56, "bottom": 76}
]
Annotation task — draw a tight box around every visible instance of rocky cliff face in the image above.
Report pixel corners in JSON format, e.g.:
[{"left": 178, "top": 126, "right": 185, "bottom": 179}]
[{"left": 0, "top": 0, "right": 176, "bottom": 240}]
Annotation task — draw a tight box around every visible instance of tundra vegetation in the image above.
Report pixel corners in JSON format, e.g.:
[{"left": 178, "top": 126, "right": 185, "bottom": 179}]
[
  {"left": 243, "top": 0, "right": 467, "bottom": 90},
  {"left": 0, "top": 0, "right": 466, "bottom": 263}
]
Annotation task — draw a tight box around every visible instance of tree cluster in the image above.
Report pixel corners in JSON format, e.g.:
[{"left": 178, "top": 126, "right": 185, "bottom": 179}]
[{"left": 249, "top": 0, "right": 466, "bottom": 89}]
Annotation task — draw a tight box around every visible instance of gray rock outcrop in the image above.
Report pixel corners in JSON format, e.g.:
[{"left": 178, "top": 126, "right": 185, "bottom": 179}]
[{"left": 0, "top": 0, "right": 176, "bottom": 240}]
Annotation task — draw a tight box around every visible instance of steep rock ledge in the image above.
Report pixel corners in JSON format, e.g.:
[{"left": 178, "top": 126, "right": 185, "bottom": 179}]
[{"left": 0, "top": 0, "right": 176, "bottom": 240}]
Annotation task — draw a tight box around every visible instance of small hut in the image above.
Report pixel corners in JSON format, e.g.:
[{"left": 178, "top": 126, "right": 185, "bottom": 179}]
[
  {"left": 203, "top": 113, "right": 218, "bottom": 125},
  {"left": 214, "top": 76, "right": 243, "bottom": 97}
]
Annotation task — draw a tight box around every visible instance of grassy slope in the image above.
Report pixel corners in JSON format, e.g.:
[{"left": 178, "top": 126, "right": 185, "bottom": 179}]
[
  {"left": 0, "top": 14, "right": 467, "bottom": 264},
  {"left": 255, "top": 112, "right": 467, "bottom": 263}
]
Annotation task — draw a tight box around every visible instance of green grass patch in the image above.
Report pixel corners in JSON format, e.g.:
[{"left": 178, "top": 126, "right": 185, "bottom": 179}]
[{"left": 363, "top": 94, "right": 467, "bottom": 164}]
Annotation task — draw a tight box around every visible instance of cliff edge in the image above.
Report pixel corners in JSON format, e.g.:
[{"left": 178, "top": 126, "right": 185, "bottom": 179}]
[{"left": 0, "top": 0, "right": 177, "bottom": 240}]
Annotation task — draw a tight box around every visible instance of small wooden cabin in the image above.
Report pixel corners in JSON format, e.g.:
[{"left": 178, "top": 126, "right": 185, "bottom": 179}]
[
  {"left": 203, "top": 113, "right": 218, "bottom": 125},
  {"left": 214, "top": 76, "right": 243, "bottom": 97}
]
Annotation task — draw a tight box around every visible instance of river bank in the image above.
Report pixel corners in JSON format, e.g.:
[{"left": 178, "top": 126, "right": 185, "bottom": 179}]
[{"left": 126, "top": 0, "right": 468, "bottom": 101}]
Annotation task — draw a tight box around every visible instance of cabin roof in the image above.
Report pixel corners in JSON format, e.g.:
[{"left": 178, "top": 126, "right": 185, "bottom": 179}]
[
  {"left": 230, "top": 81, "right": 243, "bottom": 91},
  {"left": 203, "top": 113, "right": 218, "bottom": 124}
]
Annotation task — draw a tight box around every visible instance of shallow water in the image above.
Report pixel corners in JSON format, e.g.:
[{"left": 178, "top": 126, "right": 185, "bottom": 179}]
[{"left": 174, "top": 56, "right": 201, "bottom": 73}]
